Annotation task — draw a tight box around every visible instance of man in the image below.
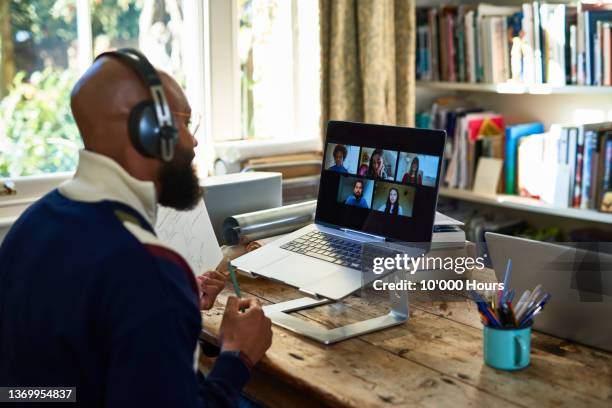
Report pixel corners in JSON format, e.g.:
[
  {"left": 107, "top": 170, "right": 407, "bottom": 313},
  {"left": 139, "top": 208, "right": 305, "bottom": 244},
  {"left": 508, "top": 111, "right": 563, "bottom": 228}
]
[
  {"left": 0, "top": 52, "right": 272, "bottom": 406},
  {"left": 327, "top": 144, "right": 348, "bottom": 173},
  {"left": 344, "top": 179, "right": 369, "bottom": 208}
]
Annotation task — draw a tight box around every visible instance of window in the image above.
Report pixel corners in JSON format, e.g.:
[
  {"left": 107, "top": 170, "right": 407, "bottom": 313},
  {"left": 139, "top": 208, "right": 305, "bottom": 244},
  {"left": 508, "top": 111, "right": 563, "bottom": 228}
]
[
  {"left": 0, "top": 0, "right": 199, "bottom": 178},
  {"left": 215, "top": 0, "right": 320, "bottom": 141},
  {"left": 0, "top": 0, "right": 321, "bottom": 180}
]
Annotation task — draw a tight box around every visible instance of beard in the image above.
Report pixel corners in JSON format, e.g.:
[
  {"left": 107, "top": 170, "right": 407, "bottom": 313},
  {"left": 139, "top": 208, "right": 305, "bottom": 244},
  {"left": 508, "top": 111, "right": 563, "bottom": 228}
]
[
  {"left": 158, "top": 145, "right": 202, "bottom": 210},
  {"left": 354, "top": 192, "right": 362, "bottom": 200}
]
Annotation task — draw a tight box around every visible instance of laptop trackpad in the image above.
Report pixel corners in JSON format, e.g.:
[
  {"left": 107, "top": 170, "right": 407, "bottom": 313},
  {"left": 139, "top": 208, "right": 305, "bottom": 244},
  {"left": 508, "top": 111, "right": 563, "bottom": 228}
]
[{"left": 261, "top": 255, "right": 342, "bottom": 288}]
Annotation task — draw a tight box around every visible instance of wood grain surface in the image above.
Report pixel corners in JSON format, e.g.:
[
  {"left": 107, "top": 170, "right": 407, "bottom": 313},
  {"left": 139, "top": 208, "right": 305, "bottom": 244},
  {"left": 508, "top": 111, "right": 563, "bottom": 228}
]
[{"left": 199, "top": 268, "right": 612, "bottom": 408}]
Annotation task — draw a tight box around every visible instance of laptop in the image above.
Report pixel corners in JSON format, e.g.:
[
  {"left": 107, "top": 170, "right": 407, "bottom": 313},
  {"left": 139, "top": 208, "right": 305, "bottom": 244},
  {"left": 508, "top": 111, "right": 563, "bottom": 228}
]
[
  {"left": 486, "top": 232, "right": 612, "bottom": 352},
  {"left": 233, "top": 121, "right": 446, "bottom": 300}
]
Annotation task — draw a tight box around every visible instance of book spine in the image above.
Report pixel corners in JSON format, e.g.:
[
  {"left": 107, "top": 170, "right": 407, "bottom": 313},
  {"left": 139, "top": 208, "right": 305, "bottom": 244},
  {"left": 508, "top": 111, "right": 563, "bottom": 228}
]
[
  {"left": 596, "top": 21, "right": 603, "bottom": 86},
  {"left": 457, "top": 8, "right": 466, "bottom": 83},
  {"left": 573, "top": 130, "right": 585, "bottom": 208},
  {"left": 568, "top": 128, "right": 578, "bottom": 205},
  {"left": 601, "top": 140, "right": 612, "bottom": 208},
  {"left": 604, "top": 23, "right": 612, "bottom": 86},
  {"left": 585, "top": 11, "right": 593, "bottom": 85},
  {"left": 466, "top": 11, "right": 476, "bottom": 83},
  {"left": 447, "top": 14, "right": 457, "bottom": 82},
  {"left": 570, "top": 24, "right": 578, "bottom": 84},
  {"left": 429, "top": 9, "right": 439, "bottom": 81},
  {"left": 580, "top": 131, "right": 596, "bottom": 209},
  {"left": 475, "top": 11, "right": 483, "bottom": 82},
  {"left": 533, "top": 2, "right": 543, "bottom": 84},
  {"left": 522, "top": 3, "right": 535, "bottom": 84}
]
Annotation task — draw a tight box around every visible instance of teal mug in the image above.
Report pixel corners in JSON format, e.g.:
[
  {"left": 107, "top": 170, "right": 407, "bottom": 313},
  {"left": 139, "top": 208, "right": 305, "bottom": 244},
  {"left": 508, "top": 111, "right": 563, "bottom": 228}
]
[{"left": 483, "top": 325, "right": 531, "bottom": 370}]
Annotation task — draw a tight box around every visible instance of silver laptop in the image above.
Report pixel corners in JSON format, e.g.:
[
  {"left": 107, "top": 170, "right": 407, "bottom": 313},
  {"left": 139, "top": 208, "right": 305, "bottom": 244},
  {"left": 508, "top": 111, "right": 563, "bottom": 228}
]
[
  {"left": 233, "top": 121, "right": 446, "bottom": 300},
  {"left": 486, "top": 232, "right": 612, "bottom": 352}
]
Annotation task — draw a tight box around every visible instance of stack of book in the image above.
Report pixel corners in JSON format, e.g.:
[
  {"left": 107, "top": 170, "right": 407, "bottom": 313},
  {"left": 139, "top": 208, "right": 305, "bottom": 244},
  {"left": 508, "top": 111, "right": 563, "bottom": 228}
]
[
  {"left": 425, "top": 98, "right": 508, "bottom": 191},
  {"left": 420, "top": 98, "right": 612, "bottom": 213},
  {"left": 416, "top": 2, "right": 612, "bottom": 86},
  {"left": 516, "top": 122, "right": 612, "bottom": 210}
]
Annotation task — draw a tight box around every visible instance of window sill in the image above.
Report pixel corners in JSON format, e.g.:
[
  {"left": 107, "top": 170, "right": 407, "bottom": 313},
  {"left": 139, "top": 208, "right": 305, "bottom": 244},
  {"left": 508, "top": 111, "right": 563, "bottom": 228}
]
[{"left": 213, "top": 136, "right": 322, "bottom": 165}]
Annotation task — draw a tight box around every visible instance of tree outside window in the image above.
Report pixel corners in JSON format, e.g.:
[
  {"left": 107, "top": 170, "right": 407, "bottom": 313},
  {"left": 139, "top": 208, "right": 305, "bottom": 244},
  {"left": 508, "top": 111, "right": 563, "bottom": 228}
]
[{"left": 0, "top": 0, "right": 186, "bottom": 178}]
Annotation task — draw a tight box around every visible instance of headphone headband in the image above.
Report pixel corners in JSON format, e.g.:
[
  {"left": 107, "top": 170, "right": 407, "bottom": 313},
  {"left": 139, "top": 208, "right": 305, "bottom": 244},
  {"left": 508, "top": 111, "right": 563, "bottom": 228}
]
[{"left": 94, "top": 48, "right": 177, "bottom": 161}]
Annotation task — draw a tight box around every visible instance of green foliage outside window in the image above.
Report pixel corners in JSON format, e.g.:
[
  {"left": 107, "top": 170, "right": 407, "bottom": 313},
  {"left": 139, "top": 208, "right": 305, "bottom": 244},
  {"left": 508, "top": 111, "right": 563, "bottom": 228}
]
[
  {"left": 1, "top": 0, "right": 143, "bottom": 178},
  {"left": 0, "top": 68, "right": 81, "bottom": 177}
]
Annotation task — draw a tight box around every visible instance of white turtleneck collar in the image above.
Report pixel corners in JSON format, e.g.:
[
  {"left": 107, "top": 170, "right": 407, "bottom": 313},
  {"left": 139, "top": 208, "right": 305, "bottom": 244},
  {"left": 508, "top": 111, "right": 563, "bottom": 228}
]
[{"left": 58, "top": 150, "right": 158, "bottom": 225}]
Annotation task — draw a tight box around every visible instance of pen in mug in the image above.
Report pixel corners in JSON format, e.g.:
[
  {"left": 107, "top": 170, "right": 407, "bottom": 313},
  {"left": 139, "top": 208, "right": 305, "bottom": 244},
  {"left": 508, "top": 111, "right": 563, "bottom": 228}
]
[
  {"left": 522, "top": 293, "right": 551, "bottom": 322},
  {"left": 517, "top": 284, "right": 541, "bottom": 320},
  {"left": 501, "top": 259, "right": 512, "bottom": 303},
  {"left": 514, "top": 290, "right": 531, "bottom": 315}
]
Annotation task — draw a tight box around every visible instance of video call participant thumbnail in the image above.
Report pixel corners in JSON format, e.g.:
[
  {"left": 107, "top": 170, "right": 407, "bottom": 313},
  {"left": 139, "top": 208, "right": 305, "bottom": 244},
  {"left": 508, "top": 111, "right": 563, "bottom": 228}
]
[
  {"left": 371, "top": 181, "right": 415, "bottom": 217},
  {"left": 325, "top": 143, "right": 359, "bottom": 174},
  {"left": 358, "top": 148, "right": 398, "bottom": 180},
  {"left": 396, "top": 152, "right": 440, "bottom": 187},
  {"left": 401, "top": 156, "right": 422, "bottom": 185},
  {"left": 337, "top": 176, "right": 374, "bottom": 209}
]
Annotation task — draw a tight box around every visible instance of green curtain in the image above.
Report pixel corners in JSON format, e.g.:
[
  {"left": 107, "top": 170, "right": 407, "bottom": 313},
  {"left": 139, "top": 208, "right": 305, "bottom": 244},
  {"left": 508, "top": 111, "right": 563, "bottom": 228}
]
[{"left": 320, "top": 0, "right": 415, "bottom": 137}]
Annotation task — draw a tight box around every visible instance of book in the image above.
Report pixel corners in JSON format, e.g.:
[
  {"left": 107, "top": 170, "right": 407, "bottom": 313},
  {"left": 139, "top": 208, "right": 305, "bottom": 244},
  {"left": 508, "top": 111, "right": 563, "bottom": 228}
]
[
  {"left": 570, "top": 24, "right": 578, "bottom": 84},
  {"left": 580, "top": 130, "right": 597, "bottom": 209},
  {"left": 505, "top": 123, "right": 545, "bottom": 194},
  {"left": 429, "top": 8, "right": 440, "bottom": 81},
  {"left": 465, "top": 9, "right": 477, "bottom": 83},
  {"left": 533, "top": 1, "right": 544, "bottom": 83},
  {"left": 604, "top": 22, "right": 612, "bottom": 86},
  {"left": 600, "top": 132, "right": 612, "bottom": 210},
  {"left": 584, "top": 9, "right": 612, "bottom": 85},
  {"left": 522, "top": 3, "right": 536, "bottom": 84},
  {"left": 573, "top": 129, "right": 585, "bottom": 207}
]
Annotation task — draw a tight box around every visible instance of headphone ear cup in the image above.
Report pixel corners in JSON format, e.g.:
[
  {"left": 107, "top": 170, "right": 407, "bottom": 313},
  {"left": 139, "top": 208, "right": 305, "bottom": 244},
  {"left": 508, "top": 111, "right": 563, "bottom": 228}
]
[{"left": 128, "top": 101, "right": 160, "bottom": 159}]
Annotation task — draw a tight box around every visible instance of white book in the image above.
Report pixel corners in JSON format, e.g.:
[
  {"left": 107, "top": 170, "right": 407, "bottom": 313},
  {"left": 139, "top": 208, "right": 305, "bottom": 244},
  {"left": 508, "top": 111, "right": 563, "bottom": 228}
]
[
  {"left": 502, "top": 16, "right": 510, "bottom": 82},
  {"left": 549, "top": 4, "right": 567, "bottom": 86},
  {"left": 522, "top": 3, "right": 536, "bottom": 84},
  {"left": 570, "top": 24, "right": 578, "bottom": 84},
  {"left": 490, "top": 17, "right": 506, "bottom": 83},
  {"left": 477, "top": 3, "right": 520, "bottom": 17}
]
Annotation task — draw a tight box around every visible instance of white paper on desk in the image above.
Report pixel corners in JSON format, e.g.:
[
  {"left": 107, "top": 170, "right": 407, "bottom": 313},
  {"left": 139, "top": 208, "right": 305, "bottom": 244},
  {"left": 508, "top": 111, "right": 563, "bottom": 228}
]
[
  {"left": 434, "top": 211, "right": 464, "bottom": 226},
  {"left": 156, "top": 200, "right": 223, "bottom": 275}
]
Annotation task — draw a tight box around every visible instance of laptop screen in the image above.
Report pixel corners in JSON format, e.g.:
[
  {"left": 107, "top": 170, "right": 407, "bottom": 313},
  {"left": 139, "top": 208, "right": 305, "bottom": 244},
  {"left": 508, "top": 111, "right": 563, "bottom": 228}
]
[{"left": 315, "top": 121, "right": 446, "bottom": 242}]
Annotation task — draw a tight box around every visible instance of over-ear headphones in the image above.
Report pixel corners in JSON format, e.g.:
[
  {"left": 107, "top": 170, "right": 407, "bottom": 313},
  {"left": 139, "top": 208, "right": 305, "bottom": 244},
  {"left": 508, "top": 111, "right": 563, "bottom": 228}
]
[{"left": 94, "top": 48, "right": 177, "bottom": 162}]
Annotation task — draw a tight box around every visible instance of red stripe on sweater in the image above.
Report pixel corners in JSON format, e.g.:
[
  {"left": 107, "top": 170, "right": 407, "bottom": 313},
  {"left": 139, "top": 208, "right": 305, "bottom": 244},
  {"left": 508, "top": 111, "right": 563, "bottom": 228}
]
[{"left": 143, "top": 244, "right": 198, "bottom": 295}]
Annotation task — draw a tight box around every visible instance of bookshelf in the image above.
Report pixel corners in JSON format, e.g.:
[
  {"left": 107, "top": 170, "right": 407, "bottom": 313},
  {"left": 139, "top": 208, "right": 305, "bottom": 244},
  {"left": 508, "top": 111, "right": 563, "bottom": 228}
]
[
  {"left": 416, "top": 1, "right": 612, "bottom": 235},
  {"left": 439, "top": 187, "right": 612, "bottom": 224},
  {"left": 417, "top": 81, "right": 612, "bottom": 95}
]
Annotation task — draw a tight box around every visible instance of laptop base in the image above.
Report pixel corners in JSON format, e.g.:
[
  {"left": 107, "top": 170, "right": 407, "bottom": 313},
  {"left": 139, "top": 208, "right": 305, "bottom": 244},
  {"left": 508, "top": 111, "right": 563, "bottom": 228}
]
[{"left": 262, "top": 288, "right": 409, "bottom": 345}]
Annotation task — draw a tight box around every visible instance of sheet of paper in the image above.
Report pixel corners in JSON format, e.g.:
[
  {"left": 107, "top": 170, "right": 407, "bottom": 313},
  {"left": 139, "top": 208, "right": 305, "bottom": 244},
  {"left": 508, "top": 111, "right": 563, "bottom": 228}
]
[
  {"left": 434, "top": 211, "right": 464, "bottom": 226},
  {"left": 156, "top": 200, "right": 223, "bottom": 275},
  {"left": 473, "top": 157, "right": 503, "bottom": 194}
]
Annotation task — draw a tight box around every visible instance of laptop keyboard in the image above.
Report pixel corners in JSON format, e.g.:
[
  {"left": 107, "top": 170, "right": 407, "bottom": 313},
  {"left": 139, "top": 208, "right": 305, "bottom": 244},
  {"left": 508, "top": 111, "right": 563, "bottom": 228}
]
[{"left": 280, "top": 231, "right": 362, "bottom": 270}]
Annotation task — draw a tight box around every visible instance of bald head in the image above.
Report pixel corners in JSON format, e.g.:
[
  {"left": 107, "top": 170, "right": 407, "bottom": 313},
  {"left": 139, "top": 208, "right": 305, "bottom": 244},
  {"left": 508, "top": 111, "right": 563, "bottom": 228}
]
[{"left": 70, "top": 55, "right": 196, "bottom": 189}]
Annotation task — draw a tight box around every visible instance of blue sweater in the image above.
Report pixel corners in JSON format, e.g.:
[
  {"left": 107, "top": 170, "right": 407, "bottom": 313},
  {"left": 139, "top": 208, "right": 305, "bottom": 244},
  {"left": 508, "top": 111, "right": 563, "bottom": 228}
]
[{"left": 0, "top": 152, "right": 249, "bottom": 407}]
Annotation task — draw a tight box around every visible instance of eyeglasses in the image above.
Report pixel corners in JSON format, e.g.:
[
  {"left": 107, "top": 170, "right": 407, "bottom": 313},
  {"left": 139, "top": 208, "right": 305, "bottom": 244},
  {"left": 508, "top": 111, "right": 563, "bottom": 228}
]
[{"left": 172, "top": 111, "right": 201, "bottom": 136}]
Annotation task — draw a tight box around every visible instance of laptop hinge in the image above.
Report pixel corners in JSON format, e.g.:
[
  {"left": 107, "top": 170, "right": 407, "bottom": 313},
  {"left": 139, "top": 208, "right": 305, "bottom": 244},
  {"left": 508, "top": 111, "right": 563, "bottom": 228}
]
[{"left": 340, "top": 228, "right": 386, "bottom": 241}]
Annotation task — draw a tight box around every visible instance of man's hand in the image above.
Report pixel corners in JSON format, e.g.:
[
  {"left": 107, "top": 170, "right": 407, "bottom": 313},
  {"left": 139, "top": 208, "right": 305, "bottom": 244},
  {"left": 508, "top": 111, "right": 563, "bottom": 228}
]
[
  {"left": 197, "top": 270, "right": 226, "bottom": 310},
  {"left": 219, "top": 296, "right": 273, "bottom": 367}
]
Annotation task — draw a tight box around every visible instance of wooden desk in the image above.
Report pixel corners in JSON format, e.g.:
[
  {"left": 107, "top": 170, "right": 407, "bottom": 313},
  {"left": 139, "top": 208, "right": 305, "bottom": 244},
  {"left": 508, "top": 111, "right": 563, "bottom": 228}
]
[{"left": 200, "top": 269, "right": 612, "bottom": 407}]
